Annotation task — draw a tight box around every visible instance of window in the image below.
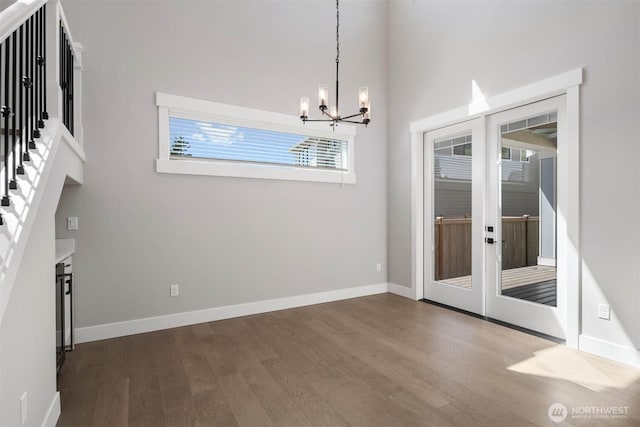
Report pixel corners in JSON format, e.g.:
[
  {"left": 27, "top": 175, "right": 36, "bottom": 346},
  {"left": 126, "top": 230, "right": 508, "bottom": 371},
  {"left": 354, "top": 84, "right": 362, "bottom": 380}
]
[
  {"left": 501, "top": 147, "right": 511, "bottom": 160},
  {"left": 435, "top": 134, "right": 472, "bottom": 157},
  {"left": 453, "top": 142, "right": 472, "bottom": 156},
  {"left": 156, "top": 93, "right": 356, "bottom": 184}
]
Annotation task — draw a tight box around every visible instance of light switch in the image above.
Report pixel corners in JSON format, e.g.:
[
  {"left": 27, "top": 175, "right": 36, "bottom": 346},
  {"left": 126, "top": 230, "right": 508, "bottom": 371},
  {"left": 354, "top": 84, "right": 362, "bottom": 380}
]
[
  {"left": 67, "top": 217, "right": 78, "bottom": 230},
  {"left": 598, "top": 304, "right": 610, "bottom": 320}
]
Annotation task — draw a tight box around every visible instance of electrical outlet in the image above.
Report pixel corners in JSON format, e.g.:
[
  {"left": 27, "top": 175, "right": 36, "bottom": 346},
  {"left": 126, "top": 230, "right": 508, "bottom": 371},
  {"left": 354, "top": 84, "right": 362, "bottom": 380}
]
[
  {"left": 67, "top": 217, "right": 78, "bottom": 230},
  {"left": 376, "top": 263, "right": 382, "bottom": 272},
  {"left": 170, "top": 284, "right": 179, "bottom": 297},
  {"left": 598, "top": 304, "right": 610, "bottom": 320},
  {"left": 20, "top": 392, "right": 27, "bottom": 426}
]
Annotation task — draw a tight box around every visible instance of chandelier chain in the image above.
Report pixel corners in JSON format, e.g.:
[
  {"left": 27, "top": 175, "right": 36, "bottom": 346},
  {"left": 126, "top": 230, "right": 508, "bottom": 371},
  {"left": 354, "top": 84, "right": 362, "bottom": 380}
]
[{"left": 336, "top": 0, "right": 340, "bottom": 64}]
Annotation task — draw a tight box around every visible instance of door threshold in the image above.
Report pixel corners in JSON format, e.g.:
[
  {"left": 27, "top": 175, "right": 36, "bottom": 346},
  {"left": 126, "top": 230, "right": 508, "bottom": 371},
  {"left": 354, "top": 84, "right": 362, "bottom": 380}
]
[{"left": 421, "top": 298, "right": 565, "bottom": 344}]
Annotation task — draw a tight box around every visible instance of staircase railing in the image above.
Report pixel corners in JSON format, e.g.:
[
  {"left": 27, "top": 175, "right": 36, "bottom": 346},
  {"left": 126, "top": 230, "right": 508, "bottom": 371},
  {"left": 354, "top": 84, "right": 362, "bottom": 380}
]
[{"left": 0, "top": 0, "right": 82, "bottom": 225}]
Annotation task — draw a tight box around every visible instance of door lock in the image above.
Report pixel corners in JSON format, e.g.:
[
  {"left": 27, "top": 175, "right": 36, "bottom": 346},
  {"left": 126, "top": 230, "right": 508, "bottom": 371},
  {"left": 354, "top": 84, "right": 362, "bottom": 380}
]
[{"left": 485, "top": 237, "right": 495, "bottom": 244}]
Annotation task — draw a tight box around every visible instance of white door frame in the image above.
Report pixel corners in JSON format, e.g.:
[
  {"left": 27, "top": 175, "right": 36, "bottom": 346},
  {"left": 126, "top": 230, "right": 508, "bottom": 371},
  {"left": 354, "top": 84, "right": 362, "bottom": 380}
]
[{"left": 410, "top": 68, "right": 582, "bottom": 348}]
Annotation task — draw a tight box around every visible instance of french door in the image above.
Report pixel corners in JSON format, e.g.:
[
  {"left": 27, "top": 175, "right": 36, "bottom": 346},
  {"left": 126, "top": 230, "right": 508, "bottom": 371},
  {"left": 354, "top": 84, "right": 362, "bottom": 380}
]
[
  {"left": 423, "top": 119, "right": 484, "bottom": 315},
  {"left": 424, "top": 96, "right": 567, "bottom": 339}
]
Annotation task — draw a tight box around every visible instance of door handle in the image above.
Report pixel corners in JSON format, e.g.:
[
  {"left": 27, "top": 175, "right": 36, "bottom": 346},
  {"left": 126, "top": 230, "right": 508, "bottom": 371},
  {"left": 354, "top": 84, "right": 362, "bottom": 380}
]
[{"left": 485, "top": 238, "right": 495, "bottom": 244}]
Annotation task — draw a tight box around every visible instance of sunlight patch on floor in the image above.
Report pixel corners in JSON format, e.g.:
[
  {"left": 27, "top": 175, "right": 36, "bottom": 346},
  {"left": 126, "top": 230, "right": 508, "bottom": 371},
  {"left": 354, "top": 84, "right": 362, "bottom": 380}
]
[{"left": 507, "top": 345, "right": 640, "bottom": 392}]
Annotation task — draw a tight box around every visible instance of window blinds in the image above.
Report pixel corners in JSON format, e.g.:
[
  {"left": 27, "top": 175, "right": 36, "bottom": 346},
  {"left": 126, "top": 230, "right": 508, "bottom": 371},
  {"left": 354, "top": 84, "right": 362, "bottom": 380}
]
[{"left": 168, "top": 116, "right": 349, "bottom": 171}]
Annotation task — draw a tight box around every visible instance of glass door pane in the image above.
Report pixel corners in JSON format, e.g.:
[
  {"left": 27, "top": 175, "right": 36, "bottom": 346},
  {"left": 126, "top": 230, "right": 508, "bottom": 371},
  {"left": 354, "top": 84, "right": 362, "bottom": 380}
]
[
  {"left": 499, "top": 112, "right": 557, "bottom": 306},
  {"left": 424, "top": 118, "right": 483, "bottom": 316},
  {"left": 433, "top": 133, "right": 473, "bottom": 288}
]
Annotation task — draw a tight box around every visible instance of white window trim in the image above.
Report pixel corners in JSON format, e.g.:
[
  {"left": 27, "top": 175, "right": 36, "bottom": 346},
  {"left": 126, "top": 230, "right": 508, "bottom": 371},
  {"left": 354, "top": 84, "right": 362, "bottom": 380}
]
[{"left": 156, "top": 92, "right": 357, "bottom": 184}]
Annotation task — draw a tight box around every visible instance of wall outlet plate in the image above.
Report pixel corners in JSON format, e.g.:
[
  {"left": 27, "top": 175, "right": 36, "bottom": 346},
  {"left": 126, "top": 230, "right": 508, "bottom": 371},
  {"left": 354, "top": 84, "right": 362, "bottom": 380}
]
[
  {"left": 598, "top": 303, "right": 611, "bottom": 320},
  {"left": 170, "top": 284, "right": 179, "bottom": 297},
  {"left": 376, "top": 263, "right": 382, "bottom": 272}
]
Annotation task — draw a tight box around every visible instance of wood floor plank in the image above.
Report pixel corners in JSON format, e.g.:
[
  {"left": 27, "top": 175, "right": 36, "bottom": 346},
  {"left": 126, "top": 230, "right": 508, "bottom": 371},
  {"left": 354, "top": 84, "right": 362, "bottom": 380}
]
[
  {"left": 218, "top": 371, "right": 274, "bottom": 427},
  {"left": 205, "top": 320, "right": 264, "bottom": 377},
  {"left": 241, "top": 366, "right": 313, "bottom": 427},
  {"left": 152, "top": 330, "right": 197, "bottom": 425},
  {"left": 173, "top": 324, "right": 219, "bottom": 395},
  {"left": 56, "top": 384, "right": 101, "bottom": 427},
  {"left": 91, "top": 378, "right": 129, "bottom": 427},
  {"left": 262, "top": 357, "right": 351, "bottom": 427},
  {"left": 238, "top": 318, "right": 279, "bottom": 362}
]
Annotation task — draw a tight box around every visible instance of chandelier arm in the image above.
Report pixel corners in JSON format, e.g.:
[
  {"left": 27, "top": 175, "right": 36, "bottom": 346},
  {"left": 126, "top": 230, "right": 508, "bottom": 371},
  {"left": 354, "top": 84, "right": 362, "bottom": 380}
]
[
  {"left": 340, "top": 112, "right": 365, "bottom": 120},
  {"left": 340, "top": 120, "right": 368, "bottom": 124},
  {"left": 302, "top": 118, "right": 337, "bottom": 123},
  {"left": 320, "top": 108, "right": 338, "bottom": 120}
]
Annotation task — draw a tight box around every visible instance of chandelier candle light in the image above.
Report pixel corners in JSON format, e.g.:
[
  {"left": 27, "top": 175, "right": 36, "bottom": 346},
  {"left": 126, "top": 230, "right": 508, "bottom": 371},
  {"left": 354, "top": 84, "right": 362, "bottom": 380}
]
[{"left": 299, "top": 0, "right": 371, "bottom": 127}]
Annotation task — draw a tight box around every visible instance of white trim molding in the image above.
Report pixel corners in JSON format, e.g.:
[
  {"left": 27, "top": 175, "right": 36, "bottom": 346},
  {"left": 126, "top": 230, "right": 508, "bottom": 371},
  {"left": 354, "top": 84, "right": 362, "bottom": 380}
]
[
  {"left": 41, "top": 392, "right": 61, "bottom": 427},
  {"left": 75, "top": 283, "right": 388, "bottom": 343},
  {"left": 155, "top": 93, "right": 357, "bottom": 184},
  {"left": 410, "top": 68, "right": 583, "bottom": 345},
  {"left": 0, "top": 0, "right": 47, "bottom": 43},
  {"left": 409, "top": 68, "right": 583, "bottom": 133},
  {"left": 388, "top": 283, "right": 418, "bottom": 300},
  {"left": 156, "top": 158, "right": 356, "bottom": 184},
  {"left": 579, "top": 335, "right": 640, "bottom": 369}
]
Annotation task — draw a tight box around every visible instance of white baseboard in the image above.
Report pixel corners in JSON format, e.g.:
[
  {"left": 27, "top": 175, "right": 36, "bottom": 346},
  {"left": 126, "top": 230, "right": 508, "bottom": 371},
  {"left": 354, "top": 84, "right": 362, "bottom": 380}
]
[
  {"left": 75, "top": 283, "right": 389, "bottom": 343},
  {"left": 41, "top": 392, "right": 60, "bottom": 427},
  {"left": 579, "top": 335, "right": 640, "bottom": 368},
  {"left": 388, "top": 283, "right": 417, "bottom": 300}
]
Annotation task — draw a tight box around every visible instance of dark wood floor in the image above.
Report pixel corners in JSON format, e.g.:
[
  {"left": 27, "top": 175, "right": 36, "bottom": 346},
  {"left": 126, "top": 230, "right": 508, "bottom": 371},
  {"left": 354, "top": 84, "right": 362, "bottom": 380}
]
[
  {"left": 57, "top": 294, "right": 640, "bottom": 426},
  {"left": 502, "top": 280, "right": 557, "bottom": 306}
]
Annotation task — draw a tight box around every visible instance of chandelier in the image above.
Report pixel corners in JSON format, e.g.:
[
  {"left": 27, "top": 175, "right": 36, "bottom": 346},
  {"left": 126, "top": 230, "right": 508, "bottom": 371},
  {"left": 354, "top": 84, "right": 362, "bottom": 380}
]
[{"left": 299, "top": 0, "right": 370, "bottom": 127}]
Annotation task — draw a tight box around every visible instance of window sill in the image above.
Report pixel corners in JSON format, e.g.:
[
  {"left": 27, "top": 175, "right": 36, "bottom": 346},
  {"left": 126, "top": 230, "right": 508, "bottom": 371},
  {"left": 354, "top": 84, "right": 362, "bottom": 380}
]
[{"left": 156, "top": 159, "right": 356, "bottom": 184}]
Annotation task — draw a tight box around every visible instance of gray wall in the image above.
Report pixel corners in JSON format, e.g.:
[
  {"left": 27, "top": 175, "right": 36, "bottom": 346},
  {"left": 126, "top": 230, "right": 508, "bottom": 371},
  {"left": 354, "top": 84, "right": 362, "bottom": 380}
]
[
  {"left": 56, "top": 0, "right": 388, "bottom": 328},
  {"left": 388, "top": 1, "right": 639, "bottom": 350}
]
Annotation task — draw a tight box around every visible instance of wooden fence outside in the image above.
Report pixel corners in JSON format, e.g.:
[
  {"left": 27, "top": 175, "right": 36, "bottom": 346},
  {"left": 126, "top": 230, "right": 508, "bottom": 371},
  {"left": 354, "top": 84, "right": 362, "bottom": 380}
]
[{"left": 434, "top": 216, "right": 539, "bottom": 280}]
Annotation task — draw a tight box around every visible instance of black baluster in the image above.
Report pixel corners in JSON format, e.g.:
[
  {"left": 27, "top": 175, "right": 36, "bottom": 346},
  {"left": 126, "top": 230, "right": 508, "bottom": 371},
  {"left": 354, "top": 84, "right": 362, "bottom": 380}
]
[
  {"left": 69, "top": 49, "right": 73, "bottom": 136},
  {"left": 62, "top": 36, "right": 66, "bottom": 129},
  {"left": 60, "top": 27, "right": 66, "bottom": 129},
  {"left": 17, "top": 24, "right": 24, "bottom": 174},
  {"left": 65, "top": 41, "right": 70, "bottom": 131},
  {"left": 10, "top": 31, "right": 17, "bottom": 190},
  {"left": 58, "top": 22, "right": 62, "bottom": 110},
  {"left": 23, "top": 18, "right": 31, "bottom": 161},
  {"left": 37, "top": 8, "right": 44, "bottom": 129},
  {"left": 3, "top": 39, "right": 11, "bottom": 206},
  {"left": 31, "top": 14, "right": 39, "bottom": 142},
  {"left": 42, "top": 5, "right": 48, "bottom": 121},
  {"left": 0, "top": 42, "right": 3, "bottom": 224},
  {"left": 34, "top": 9, "right": 38, "bottom": 130}
]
